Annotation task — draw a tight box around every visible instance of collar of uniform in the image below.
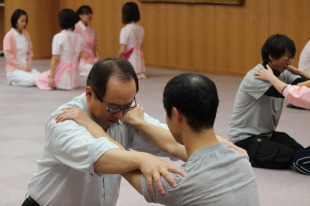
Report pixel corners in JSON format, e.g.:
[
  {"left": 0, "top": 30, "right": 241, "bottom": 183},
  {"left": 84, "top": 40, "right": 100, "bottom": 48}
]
[
  {"left": 78, "top": 21, "right": 88, "bottom": 31},
  {"left": 12, "top": 28, "right": 23, "bottom": 37}
]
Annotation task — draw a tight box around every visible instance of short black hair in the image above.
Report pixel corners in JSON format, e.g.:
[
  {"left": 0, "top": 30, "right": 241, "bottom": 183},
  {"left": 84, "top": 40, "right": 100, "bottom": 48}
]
[
  {"left": 261, "top": 34, "right": 296, "bottom": 64},
  {"left": 58, "top": 9, "right": 79, "bottom": 30},
  {"left": 122, "top": 2, "right": 140, "bottom": 24},
  {"left": 87, "top": 57, "right": 139, "bottom": 100},
  {"left": 163, "top": 73, "right": 219, "bottom": 132},
  {"left": 11, "top": 9, "right": 28, "bottom": 29},
  {"left": 76, "top": 5, "right": 93, "bottom": 16}
]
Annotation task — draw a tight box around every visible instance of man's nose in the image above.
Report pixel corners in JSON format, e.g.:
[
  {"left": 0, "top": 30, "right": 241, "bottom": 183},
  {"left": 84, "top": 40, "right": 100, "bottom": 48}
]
[{"left": 112, "top": 111, "right": 125, "bottom": 119}]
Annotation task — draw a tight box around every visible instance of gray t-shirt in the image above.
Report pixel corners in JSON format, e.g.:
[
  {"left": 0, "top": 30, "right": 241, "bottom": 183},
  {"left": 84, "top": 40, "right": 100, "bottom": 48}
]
[
  {"left": 141, "top": 143, "right": 260, "bottom": 206},
  {"left": 228, "top": 64, "right": 299, "bottom": 143}
]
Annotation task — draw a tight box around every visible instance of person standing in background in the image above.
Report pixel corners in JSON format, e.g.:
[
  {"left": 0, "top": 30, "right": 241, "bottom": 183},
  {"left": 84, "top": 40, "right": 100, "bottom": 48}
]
[
  {"left": 117, "top": 2, "right": 146, "bottom": 79},
  {"left": 298, "top": 38, "right": 310, "bottom": 73},
  {"left": 75, "top": 5, "right": 100, "bottom": 77},
  {"left": 3, "top": 9, "right": 40, "bottom": 87},
  {"left": 36, "top": 9, "right": 83, "bottom": 90}
]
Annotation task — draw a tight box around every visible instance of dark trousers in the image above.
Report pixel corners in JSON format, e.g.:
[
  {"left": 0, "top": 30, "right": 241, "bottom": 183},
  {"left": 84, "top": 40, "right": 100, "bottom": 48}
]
[
  {"left": 235, "top": 131, "right": 304, "bottom": 169},
  {"left": 21, "top": 195, "right": 40, "bottom": 206}
]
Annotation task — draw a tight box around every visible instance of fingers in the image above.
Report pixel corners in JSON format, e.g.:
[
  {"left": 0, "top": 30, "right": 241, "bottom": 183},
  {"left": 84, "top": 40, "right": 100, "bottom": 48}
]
[
  {"left": 168, "top": 166, "right": 187, "bottom": 177},
  {"left": 147, "top": 166, "right": 186, "bottom": 196},
  {"left": 146, "top": 175, "right": 156, "bottom": 196},
  {"left": 253, "top": 68, "right": 263, "bottom": 79},
  {"left": 153, "top": 171, "right": 165, "bottom": 195},
  {"left": 55, "top": 107, "right": 79, "bottom": 123}
]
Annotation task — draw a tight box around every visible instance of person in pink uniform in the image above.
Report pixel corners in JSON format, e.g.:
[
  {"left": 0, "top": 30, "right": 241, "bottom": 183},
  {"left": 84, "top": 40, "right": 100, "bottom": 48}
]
[
  {"left": 254, "top": 64, "right": 310, "bottom": 109},
  {"left": 36, "top": 9, "right": 83, "bottom": 90},
  {"left": 3, "top": 9, "right": 40, "bottom": 87},
  {"left": 74, "top": 5, "right": 100, "bottom": 77},
  {"left": 117, "top": 2, "right": 146, "bottom": 79}
]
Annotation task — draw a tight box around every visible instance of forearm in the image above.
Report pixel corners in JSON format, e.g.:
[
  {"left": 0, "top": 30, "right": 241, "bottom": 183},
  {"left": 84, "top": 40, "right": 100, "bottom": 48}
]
[
  {"left": 95, "top": 49, "right": 100, "bottom": 59},
  {"left": 117, "top": 45, "right": 126, "bottom": 58},
  {"left": 94, "top": 150, "right": 148, "bottom": 174},
  {"left": 80, "top": 53, "right": 89, "bottom": 62},
  {"left": 293, "top": 69, "right": 310, "bottom": 79},
  {"left": 49, "top": 55, "right": 59, "bottom": 78},
  {"left": 122, "top": 170, "right": 143, "bottom": 194},
  {"left": 131, "top": 120, "right": 187, "bottom": 162},
  {"left": 267, "top": 75, "right": 287, "bottom": 94},
  {"left": 298, "top": 80, "right": 310, "bottom": 87}
]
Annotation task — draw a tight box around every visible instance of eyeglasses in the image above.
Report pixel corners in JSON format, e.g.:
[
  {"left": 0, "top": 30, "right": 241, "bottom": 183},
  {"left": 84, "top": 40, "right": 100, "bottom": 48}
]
[
  {"left": 282, "top": 55, "right": 295, "bottom": 62},
  {"left": 93, "top": 90, "right": 137, "bottom": 114}
]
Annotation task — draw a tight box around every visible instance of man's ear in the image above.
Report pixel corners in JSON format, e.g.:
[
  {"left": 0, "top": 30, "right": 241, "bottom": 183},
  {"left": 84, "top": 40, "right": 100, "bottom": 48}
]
[
  {"left": 85, "top": 86, "right": 93, "bottom": 103},
  {"left": 171, "top": 107, "right": 183, "bottom": 124}
]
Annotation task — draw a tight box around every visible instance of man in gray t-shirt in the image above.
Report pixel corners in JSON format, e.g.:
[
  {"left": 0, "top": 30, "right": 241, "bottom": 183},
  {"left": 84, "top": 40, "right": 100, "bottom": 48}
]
[
  {"left": 228, "top": 34, "right": 308, "bottom": 171},
  {"left": 123, "top": 73, "right": 260, "bottom": 206}
]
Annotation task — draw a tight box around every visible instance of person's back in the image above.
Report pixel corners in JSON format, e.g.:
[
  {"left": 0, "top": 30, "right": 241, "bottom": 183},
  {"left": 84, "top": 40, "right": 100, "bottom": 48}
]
[
  {"left": 117, "top": 2, "right": 146, "bottom": 78},
  {"left": 123, "top": 73, "right": 260, "bottom": 206},
  {"left": 142, "top": 143, "right": 259, "bottom": 206},
  {"left": 36, "top": 9, "right": 83, "bottom": 90}
]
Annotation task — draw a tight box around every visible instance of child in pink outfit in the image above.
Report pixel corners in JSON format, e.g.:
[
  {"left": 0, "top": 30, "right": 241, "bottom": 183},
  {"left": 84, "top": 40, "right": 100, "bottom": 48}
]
[
  {"left": 36, "top": 9, "right": 83, "bottom": 90},
  {"left": 3, "top": 9, "right": 40, "bottom": 86},
  {"left": 74, "top": 5, "right": 100, "bottom": 77},
  {"left": 117, "top": 2, "right": 146, "bottom": 79}
]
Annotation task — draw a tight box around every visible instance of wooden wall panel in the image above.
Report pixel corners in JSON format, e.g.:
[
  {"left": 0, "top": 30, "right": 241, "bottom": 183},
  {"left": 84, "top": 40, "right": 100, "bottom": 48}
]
[
  {"left": 4, "top": 0, "right": 310, "bottom": 75},
  {"left": 142, "top": 3, "right": 167, "bottom": 68},
  {"left": 269, "top": 0, "right": 310, "bottom": 67}
]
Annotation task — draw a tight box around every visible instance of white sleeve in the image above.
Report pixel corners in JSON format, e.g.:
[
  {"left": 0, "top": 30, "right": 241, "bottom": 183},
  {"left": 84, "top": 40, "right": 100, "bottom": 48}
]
[
  {"left": 52, "top": 33, "right": 63, "bottom": 55},
  {"left": 120, "top": 27, "right": 129, "bottom": 45},
  {"left": 45, "top": 109, "right": 119, "bottom": 174}
]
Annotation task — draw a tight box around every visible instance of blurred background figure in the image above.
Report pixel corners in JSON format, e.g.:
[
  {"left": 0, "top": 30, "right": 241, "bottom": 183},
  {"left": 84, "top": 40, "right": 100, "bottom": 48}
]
[
  {"left": 117, "top": 2, "right": 146, "bottom": 79},
  {"left": 36, "top": 9, "right": 83, "bottom": 90},
  {"left": 75, "top": 5, "right": 100, "bottom": 77},
  {"left": 298, "top": 38, "right": 310, "bottom": 73},
  {"left": 3, "top": 9, "right": 40, "bottom": 87}
]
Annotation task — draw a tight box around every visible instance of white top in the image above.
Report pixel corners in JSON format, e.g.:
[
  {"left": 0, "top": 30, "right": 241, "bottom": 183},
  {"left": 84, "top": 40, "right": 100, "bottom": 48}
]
[
  {"left": 119, "top": 23, "right": 145, "bottom": 73},
  {"left": 120, "top": 22, "right": 144, "bottom": 48},
  {"left": 27, "top": 93, "right": 174, "bottom": 206},
  {"left": 298, "top": 40, "right": 310, "bottom": 73},
  {"left": 52, "top": 30, "right": 83, "bottom": 63},
  {"left": 12, "top": 28, "right": 28, "bottom": 67}
]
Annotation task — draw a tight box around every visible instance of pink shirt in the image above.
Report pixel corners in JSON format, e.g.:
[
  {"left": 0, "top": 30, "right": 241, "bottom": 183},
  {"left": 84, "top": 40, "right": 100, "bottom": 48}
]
[
  {"left": 74, "top": 21, "right": 98, "bottom": 64},
  {"left": 283, "top": 85, "right": 310, "bottom": 109},
  {"left": 3, "top": 28, "right": 33, "bottom": 72}
]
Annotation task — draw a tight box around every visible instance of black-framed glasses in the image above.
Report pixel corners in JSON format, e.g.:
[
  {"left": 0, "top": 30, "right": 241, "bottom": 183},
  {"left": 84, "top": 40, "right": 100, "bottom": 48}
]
[
  {"left": 282, "top": 55, "right": 295, "bottom": 62},
  {"left": 93, "top": 90, "right": 137, "bottom": 114}
]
